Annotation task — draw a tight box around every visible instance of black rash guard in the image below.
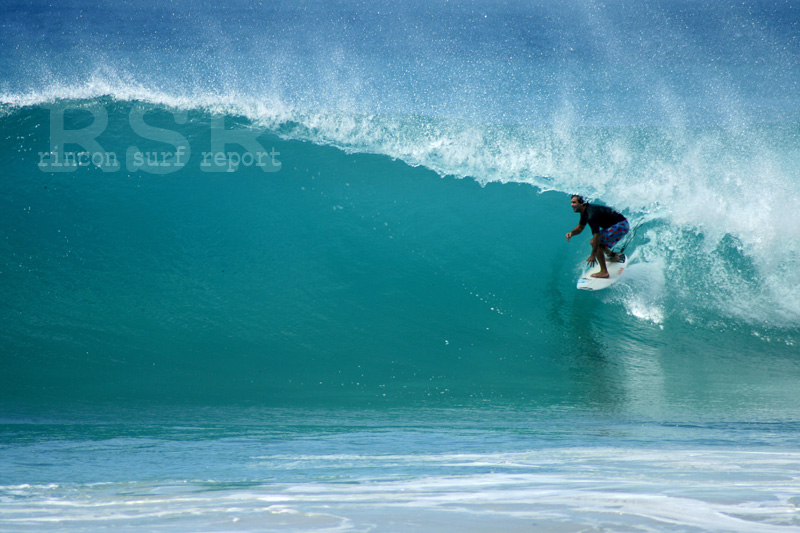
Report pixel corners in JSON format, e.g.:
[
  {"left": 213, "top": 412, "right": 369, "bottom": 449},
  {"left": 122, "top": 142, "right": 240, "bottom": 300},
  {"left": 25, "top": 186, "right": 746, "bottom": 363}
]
[{"left": 579, "top": 204, "right": 626, "bottom": 235}]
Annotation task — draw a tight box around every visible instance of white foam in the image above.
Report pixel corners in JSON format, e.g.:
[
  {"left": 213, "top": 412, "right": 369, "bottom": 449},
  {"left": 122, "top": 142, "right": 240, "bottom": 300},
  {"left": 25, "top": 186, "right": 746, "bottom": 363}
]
[{"left": 3, "top": 448, "right": 799, "bottom": 532}]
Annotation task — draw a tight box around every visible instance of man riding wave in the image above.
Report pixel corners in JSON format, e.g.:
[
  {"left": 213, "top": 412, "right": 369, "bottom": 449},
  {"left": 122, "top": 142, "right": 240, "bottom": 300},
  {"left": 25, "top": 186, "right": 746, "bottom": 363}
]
[{"left": 566, "top": 195, "right": 629, "bottom": 279}]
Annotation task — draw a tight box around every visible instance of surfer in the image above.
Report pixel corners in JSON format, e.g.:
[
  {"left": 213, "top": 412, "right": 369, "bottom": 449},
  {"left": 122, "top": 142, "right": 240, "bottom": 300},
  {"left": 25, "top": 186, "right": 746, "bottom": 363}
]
[{"left": 565, "top": 195, "right": 629, "bottom": 279}]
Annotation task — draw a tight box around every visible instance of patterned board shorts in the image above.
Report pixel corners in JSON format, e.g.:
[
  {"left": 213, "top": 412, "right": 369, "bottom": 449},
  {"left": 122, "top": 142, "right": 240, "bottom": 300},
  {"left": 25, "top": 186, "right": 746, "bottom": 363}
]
[{"left": 600, "top": 220, "right": 630, "bottom": 249}]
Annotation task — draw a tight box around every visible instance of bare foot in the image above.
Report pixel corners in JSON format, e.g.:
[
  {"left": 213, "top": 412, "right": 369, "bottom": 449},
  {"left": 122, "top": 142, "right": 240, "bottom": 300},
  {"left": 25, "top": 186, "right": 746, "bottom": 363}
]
[{"left": 590, "top": 272, "right": 609, "bottom": 279}]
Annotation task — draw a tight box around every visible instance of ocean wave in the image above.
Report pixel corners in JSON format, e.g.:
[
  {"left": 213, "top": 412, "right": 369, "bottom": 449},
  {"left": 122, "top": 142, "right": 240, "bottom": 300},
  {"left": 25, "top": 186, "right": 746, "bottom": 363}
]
[{"left": 4, "top": 83, "right": 799, "bottom": 329}]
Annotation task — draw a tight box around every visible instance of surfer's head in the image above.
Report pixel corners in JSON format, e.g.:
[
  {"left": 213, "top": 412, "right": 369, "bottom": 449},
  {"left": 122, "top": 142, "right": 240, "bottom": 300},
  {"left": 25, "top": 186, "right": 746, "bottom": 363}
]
[{"left": 571, "top": 195, "right": 586, "bottom": 212}]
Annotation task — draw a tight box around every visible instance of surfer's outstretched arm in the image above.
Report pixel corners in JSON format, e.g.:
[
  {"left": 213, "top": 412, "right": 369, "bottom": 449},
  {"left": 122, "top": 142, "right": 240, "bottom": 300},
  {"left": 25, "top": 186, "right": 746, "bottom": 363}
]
[{"left": 566, "top": 223, "right": 585, "bottom": 241}]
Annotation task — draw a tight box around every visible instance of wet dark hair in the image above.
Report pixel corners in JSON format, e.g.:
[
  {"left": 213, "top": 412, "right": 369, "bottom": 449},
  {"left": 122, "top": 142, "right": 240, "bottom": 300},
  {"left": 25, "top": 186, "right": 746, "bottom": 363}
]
[{"left": 571, "top": 195, "right": 585, "bottom": 204}]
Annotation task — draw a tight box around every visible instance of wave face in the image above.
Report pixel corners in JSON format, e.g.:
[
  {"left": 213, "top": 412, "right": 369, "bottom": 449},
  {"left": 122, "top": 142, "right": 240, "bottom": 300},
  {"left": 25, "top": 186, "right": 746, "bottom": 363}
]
[{"left": 1, "top": 0, "right": 799, "bottom": 407}]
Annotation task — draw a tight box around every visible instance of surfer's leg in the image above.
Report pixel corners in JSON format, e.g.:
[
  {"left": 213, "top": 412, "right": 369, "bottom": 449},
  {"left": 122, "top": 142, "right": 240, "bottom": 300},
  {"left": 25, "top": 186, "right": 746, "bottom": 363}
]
[
  {"left": 591, "top": 250, "right": 610, "bottom": 278},
  {"left": 598, "top": 222, "right": 628, "bottom": 265},
  {"left": 602, "top": 221, "right": 629, "bottom": 255}
]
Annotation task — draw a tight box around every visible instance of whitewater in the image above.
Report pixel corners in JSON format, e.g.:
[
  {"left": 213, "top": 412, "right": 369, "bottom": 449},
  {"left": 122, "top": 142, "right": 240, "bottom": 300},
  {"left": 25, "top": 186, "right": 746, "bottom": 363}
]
[{"left": 1, "top": 0, "right": 799, "bottom": 531}]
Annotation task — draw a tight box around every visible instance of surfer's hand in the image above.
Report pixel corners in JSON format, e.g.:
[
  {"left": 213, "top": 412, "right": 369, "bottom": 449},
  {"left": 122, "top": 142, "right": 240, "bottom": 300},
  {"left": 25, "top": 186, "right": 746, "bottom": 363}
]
[
  {"left": 586, "top": 255, "right": 597, "bottom": 266},
  {"left": 566, "top": 232, "right": 572, "bottom": 241}
]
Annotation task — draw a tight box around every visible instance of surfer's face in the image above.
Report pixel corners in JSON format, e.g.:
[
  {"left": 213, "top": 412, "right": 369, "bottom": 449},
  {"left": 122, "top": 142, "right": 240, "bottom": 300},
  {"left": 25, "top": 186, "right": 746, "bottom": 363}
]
[{"left": 571, "top": 197, "right": 583, "bottom": 212}]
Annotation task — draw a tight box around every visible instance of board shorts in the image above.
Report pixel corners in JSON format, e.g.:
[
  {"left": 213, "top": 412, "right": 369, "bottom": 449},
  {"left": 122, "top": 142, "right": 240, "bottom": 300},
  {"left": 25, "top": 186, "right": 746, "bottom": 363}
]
[{"left": 600, "top": 220, "right": 629, "bottom": 249}]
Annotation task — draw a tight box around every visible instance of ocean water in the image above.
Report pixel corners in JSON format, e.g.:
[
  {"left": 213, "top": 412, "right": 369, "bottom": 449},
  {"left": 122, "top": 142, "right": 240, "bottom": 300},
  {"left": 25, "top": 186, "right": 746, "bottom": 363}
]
[{"left": 2, "top": 0, "right": 800, "bottom": 531}]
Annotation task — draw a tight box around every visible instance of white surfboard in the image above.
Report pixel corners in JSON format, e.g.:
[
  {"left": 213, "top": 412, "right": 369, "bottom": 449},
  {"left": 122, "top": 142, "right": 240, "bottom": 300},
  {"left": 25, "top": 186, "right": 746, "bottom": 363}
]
[{"left": 576, "top": 254, "right": 626, "bottom": 291}]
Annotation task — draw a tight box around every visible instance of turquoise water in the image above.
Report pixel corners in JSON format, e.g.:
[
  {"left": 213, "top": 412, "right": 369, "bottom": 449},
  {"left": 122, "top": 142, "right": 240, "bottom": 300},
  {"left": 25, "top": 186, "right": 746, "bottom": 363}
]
[{"left": 2, "top": 0, "right": 800, "bottom": 530}]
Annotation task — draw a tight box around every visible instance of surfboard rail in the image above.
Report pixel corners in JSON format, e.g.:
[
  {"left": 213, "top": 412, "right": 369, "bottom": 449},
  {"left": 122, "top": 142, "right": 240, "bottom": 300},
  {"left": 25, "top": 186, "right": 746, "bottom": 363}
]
[{"left": 576, "top": 254, "right": 626, "bottom": 291}]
